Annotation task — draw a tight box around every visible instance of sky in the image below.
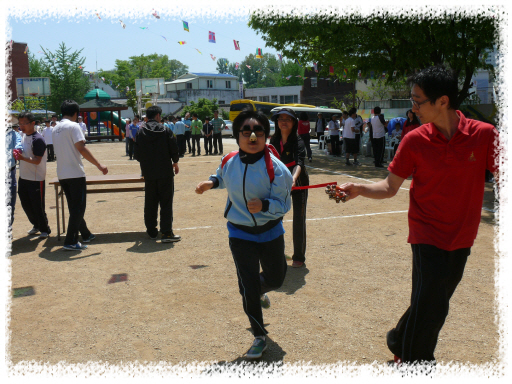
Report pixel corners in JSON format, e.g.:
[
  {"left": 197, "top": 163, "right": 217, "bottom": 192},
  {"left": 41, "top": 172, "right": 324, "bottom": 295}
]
[{"left": 7, "top": 4, "right": 281, "bottom": 79}]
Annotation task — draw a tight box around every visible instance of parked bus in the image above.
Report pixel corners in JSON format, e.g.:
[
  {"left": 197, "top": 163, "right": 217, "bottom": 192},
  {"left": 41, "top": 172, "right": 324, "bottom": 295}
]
[
  {"left": 229, "top": 99, "right": 315, "bottom": 121},
  {"left": 270, "top": 106, "right": 343, "bottom": 137}
]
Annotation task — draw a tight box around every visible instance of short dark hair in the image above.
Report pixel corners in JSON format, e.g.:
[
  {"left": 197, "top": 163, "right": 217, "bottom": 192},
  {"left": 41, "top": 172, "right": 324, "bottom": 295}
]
[
  {"left": 409, "top": 65, "right": 459, "bottom": 109},
  {"left": 374, "top": 106, "right": 381, "bottom": 114},
  {"left": 205, "top": 116, "right": 210, "bottom": 121},
  {"left": 134, "top": 114, "right": 140, "bottom": 120},
  {"left": 60, "top": 100, "right": 80, "bottom": 117},
  {"left": 52, "top": 114, "right": 58, "bottom": 118},
  {"left": 232, "top": 108, "right": 270, "bottom": 143},
  {"left": 213, "top": 110, "right": 219, "bottom": 113},
  {"left": 192, "top": 113, "right": 198, "bottom": 118},
  {"left": 348, "top": 107, "right": 357, "bottom": 116},
  {"left": 146, "top": 105, "right": 162, "bottom": 120},
  {"left": 343, "top": 111, "right": 349, "bottom": 116},
  {"left": 18, "top": 112, "right": 36, "bottom": 122}
]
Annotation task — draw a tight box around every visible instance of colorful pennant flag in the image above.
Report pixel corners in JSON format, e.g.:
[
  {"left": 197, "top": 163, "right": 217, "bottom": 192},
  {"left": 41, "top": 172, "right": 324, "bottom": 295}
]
[
  {"left": 286, "top": 75, "right": 291, "bottom": 80},
  {"left": 183, "top": 21, "right": 189, "bottom": 32},
  {"left": 109, "top": 80, "right": 112, "bottom": 85},
  {"left": 343, "top": 69, "right": 348, "bottom": 78},
  {"left": 24, "top": 46, "right": 28, "bottom": 54},
  {"left": 140, "top": 27, "right": 148, "bottom": 30},
  {"left": 178, "top": 41, "right": 186, "bottom": 45},
  {"left": 295, "top": 58, "right": 302, "bottom": 67},
  {"left": 119, "top": 19, "right": 126, "bottom": 29},
  {"left": 95, "top": 12, "right": 101, "bottom": 20},
  {"left": 208, "top": 31, "right": 216, "bottom": 43},
  {"left": 256, "top": 48, "right": 263, "bottom": 58},
  {"left": 256, "top": 69, "right": 261, "bottom": 73},
  {"left": 210, "top": 54, "right": 216, "bottom": 61},
  {"left": 358, "top": 70, "right": 362, "bottom": 78},
  {"left": 152, "top": 9, "right": 160, "bottom": 19},
  {"left": 246, "top": 65, "right": 251, "bottom": 69},
  {"left": 234, "top": 40, "right": 240, "bottom": 50},
  {"left": 195, "top": 48, "right": 202, "bottom": 54},
  {"left": 160, "top": 36, "right": 167, "bottom": 42},
  {"left": 235, "top": 62, "right": 239, "bottom": 70},
  {"left": 393, "top": 70, "right": 397, "bottom": 77},
  {"left": 313, "top": 62, "right": 318, "bottom": 73},
  {"left": 126, "top": 86, "right": 129, "bottom": 91},
  {"left": 382, "top": 71, "right": 386, "bottom": 79},
  {"left": 370, "top": 71, "right": 375, "bottom": 79},
  {"left": 277, "top": 53, "right": 283, "bottom": 62},
  {"left": 329, "top": 66, "right": 334, "bottom": 75}
]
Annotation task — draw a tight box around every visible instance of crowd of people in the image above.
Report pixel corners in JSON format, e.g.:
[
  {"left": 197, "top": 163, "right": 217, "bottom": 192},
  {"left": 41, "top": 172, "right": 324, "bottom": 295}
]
[{"left": 5, "top": 66, "right": 499, "bottom": 369}]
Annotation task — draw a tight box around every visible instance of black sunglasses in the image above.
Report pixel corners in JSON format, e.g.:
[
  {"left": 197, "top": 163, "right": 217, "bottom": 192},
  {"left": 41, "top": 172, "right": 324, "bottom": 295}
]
[{"left": 241, "top": 125, "right": 265, "bottom": 137}]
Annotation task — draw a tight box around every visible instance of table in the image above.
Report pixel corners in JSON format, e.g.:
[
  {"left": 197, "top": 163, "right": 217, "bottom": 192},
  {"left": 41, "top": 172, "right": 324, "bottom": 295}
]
[{"left": 49, "top": 174, "right": 145, "bottom": 241}]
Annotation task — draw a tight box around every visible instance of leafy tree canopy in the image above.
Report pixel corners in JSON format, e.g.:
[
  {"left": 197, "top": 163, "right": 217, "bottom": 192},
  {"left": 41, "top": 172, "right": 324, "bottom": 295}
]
[
  {"left": 181, "top": 98, "right": 220, "bottom": 121},
  {"left": 249, "top": 9, "right": 499, "bottom": 106},
  {"left": 29, "top": 42, "right": 91, "bottom": 113}
]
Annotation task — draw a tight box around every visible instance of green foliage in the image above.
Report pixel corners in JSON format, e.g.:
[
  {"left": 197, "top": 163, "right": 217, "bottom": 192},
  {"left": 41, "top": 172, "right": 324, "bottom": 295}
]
[
  {"left": 240, "top": 53, "right": 304, "bottom": 88},
  {"left": 33, "top": 42, "right": 91, "bottom": 113},
  {"left": 10, "top": 96, "right": 46, "bottom": 112},
  {"left": 98, "top": 54, "right": 188, "bottom": 97},
  {"left": 221, "top": 110, "right": 230, "bottom": 120},
  {"left": 249, "top": 10, "right": 498, "bottom": 106},
  {"left": 181, "top": 98, "right": 220, "bottom": 121},
  {"left": 216, "top": 58, "right": 229, "bottom": 74}
]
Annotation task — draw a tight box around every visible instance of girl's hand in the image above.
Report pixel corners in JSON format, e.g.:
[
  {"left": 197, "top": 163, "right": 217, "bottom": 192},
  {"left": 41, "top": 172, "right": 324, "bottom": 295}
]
[{"left": 195, "top": 181, "right": 214, "bottom": 194}]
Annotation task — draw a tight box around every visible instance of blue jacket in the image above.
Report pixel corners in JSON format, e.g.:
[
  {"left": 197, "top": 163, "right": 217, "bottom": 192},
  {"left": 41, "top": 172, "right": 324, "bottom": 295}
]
[
  {"left": 210, "top": 150, "right": 293, "bottom": 242},
  {"left": 6, "top": 128, "right": 22, "bottom": 169},
  {"left": 174, "top": 121, "right": 186, "bottom": 135}
]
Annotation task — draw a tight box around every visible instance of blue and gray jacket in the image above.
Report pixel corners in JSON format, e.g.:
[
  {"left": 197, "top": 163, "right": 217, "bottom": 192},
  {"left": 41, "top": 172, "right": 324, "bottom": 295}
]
[{"left": 209, "top": 149, "right": 293, "bottom": 242}]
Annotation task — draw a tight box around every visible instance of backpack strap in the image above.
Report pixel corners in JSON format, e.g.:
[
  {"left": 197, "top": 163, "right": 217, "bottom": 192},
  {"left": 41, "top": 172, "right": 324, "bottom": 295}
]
[
  {"left": 221, "top": 146, "right": 277, "bottom": 184},
  {"left": 221, "top": 151, "right": 239, "bottom": 169}
]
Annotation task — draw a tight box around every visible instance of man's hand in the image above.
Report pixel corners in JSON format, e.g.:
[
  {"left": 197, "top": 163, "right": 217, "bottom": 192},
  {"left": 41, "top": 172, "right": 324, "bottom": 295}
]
[
  {"left": 173, "top": 163, "right": 179, "bottom": 175},
  {"left": 195, "top": 180, "right": 213, "bottom": 194},
  {"left": 335, "top": 183, "right": 360, "bottom": 202},
  {"left": 97, "top": 164, "right": 108, "bottom": 175},
  {"left": 247, "top": 198, "right": 263, "bottom": 213}
]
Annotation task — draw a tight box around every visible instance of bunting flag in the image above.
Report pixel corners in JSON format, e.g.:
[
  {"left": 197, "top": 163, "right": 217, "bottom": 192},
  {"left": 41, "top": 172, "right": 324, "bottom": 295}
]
[
  {"left": 24, "top": 46, "right": 28, "bottom": 54},
  {"left": 10, "top": 40, "right": 13, "bottom": 48},
  {"left": 210, "top": 54, "right": 216, "bottom": 61},
  {"left": 329, "top": 66, "right": 334, "bottom": 75},
  {"left": 160, "top": 36, "right": 167, "bottom": 42},
  {"left": 95, "top": 12, "right": 101, "bottom": 20},
  {"left": 295, "top": 58, "right": 302, "bottom": 67},
  {"left": 313, "top": 62, "right": 318, "bottom": 73},
  {"left": 358, "top": 70, "right": 362, "bottom": 78},
  {"left": 178, "top": 41, "right": 186, "bottom": 45},
  {"left": 195, "top": 48, "right": 202, "bottom": 54},
  {"left": 296, "top": 75, "right": 301, "bottom": 78},
  {"left": 234, "top": 40, "right": 240, "bottom": 50},
  {"left": 277, "top": 53, "right": 283, "bottom": 62},
  {"left": 101, "top": 77, "right": 105, "bottom": 81},
  {"left": 235, "top": 62, "right": 239, "bottom": 70},
  {"left": 382, "top": 71, "right": 386, "bottom": 79},
  {"left": 66, "top": 62, "right": 71, "bottom": 65},
  {"left": 126, "top": 86, "right": 129, "bottom": 91},
  {"left": 393, "top": 70, "right": 397, "bottom": 77},
  {"left": 152, "top": 9, "right": 160, "bottom": 19},
  {"left": 220, "top": 58, "right": 228, "bottom": 67},
  {"left": 343, "top": 68, "right": 348, "bottom": 78},
  {"left": 119, "top": 19, "right": 126, "bottom": 29},
  {"left": 303, "top": 77, "right": 308, "bottom": 80},
  {"left": 370, "top": 71, "right": 375, "bottom": 79},
  {"left": 286, "top": 75, "right": 291, "bottom": 80},
  {"left": 140, "top": 27, "right": 148, "bottom": 30},
  {"left": 256, "top": 69, "right": 261, "bottom": 73},
  {"left": 109, "top": 80, "right": 112, "bottom": 85},
  {"left": 183, "top": 21, "right": 189, "bottom": 32},
  {"left": 256, "top": 48, "right": 263, "bottom": 58},
  {"left": 208, "top": 31, "right": 216, "bottom": 43},
  {"left": 246, "top": 65, "right": 251, "bottom": 69},
  {"left": 79, "top": 65, "right": 83, "bottom": 69},
  {"left": 267, "top": 68, "right": 273, "bottom": 72},
  {"left": 333, "top": 79, "right": 337, "bottom": 83}
]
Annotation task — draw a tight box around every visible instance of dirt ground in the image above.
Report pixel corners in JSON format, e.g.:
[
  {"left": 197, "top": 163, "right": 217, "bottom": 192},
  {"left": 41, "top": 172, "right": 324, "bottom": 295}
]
[{"left": 7, "top": 138, "right": 500, "bottom": 373}]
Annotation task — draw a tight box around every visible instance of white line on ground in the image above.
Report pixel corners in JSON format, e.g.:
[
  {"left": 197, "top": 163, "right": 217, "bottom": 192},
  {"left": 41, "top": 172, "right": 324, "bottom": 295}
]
[{"left": 285, "top": 210, "right": 408, "bottom": 222}]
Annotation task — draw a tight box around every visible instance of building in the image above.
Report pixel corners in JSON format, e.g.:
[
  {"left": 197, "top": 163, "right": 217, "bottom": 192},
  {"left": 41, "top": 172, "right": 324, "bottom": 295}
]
[
  {"left": 302, "top": 67, "right": 354, "bottom": 107},
  {"left": 244, "top": 85, "right": 303, "bottom": 104},
  {"left": 165, "top": 73, "right": 239, "bottom": 105},
  {"left": 7, "top": 42, "right": 30, "bottom": 102}
]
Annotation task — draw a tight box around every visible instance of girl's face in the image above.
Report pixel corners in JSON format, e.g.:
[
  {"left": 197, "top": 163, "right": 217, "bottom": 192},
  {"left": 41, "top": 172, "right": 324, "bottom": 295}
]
[
  {"left": 238, "top": 118, "right": 266, "bottom": 154},
  {"left": 276, "top": 115, "right": 294, "bottom": 136}
]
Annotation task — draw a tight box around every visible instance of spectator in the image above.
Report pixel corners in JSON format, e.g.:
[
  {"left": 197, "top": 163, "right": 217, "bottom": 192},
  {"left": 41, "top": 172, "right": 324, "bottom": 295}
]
[
  {"left": 134, "top": 105, "right": 181, "bottom": 242},
  {"left": 124, "top": 118, "right": 132, "bottom": 156},
  {"left": 211, "top": 110, "right": 226, "bottom": 155},
  {"left": 401, "top": 109, "right": 421, "bottom": 139},
  {"left": 52, "top": 100, "right": 108, "bottom": 251},
  {"left": 42, "top": 119, "right": 54, "bottom": 162},
  {"left": 370, "top": 107, "right": 388, "bottom": 167},
  {"left": 183, "top": 112, "right": 192, "bottom": 154},
  {"left": 16, "top": 112, "right": 51, "bottom": 238},
  {"left": 128, "top": 116, "right": 140, "bottom": 160},
  {"left": 328, "top": 114, "right": 341, "bottom": 157},
  {"left": 190, "top": 113, "right": 203, "bottom": 157},
  {"left": 174, "top": 116, "right": 186, "bottom": 158},
  {"left": 315, "top": 112, "right": 327, "bottom": 148},
  {"left": 203, "top": 116, "right": 214, "bottom": 155},
  {"left": 344, "top": 108, "right": 361, "bottom": 166},
  {"left": 5, "top": 124, "right": 23, "bottom": 234},
  {"left": 297, "top": 112, "right": 312, "bottom": 162}
]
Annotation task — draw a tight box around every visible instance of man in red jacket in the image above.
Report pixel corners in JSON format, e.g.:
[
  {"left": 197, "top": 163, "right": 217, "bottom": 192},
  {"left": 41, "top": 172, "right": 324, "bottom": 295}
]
[{"left": 337, "top": 66, "right": 499, "bottom": 368}]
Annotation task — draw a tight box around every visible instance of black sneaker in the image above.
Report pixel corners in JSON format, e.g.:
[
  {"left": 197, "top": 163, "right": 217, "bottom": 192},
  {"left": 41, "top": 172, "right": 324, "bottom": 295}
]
[
  {"left": 161, "top": 231, "right": 181, "bottom": 243},
  {"left": 147, "top": 229, "right": 158, "bottom": 239},
  {"left": 346, "top": 160, "right": 352, "bottom": 166},
  {"left": 353, "top": 160, "right": 361, "bottom": 166}
]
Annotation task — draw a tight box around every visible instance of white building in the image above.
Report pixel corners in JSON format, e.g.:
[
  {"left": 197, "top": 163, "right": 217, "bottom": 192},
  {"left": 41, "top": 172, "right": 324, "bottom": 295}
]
[
  {"left": 244, "top": 85, "right": 302, "bottom": 104},
  {"left": 165, "top": 73, "right": 239, "bottom": 105}
]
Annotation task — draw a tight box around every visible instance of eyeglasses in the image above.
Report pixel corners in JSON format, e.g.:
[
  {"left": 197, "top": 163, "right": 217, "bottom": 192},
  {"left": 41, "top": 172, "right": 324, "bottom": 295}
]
[
  {"left": 18, "top": 122, "right": 32, "bottom": 126},
  {"left": 410, "top": 97, "right": 431, "bottom": 109},
  {"left": 277, "top": 117, "right": 293, "bottom": 123},
  {"left": 241, "top": 125, "right": 265, "bottom": 137}
]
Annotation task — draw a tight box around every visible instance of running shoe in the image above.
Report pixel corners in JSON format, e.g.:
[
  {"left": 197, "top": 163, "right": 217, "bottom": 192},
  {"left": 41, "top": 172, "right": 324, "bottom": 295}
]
[
  {"left": 82, "top": 234, "right": 96, "bottom": 243},
  {"left": 63, "top": 242, "right": 88, "bottom": 251},
  {"left": 161, "top": 231, "right": 181, "bottom": 243},
  {"left": 39, "top": 232, "right": 49, "bottom": 239},
  {"left": 354, "top": 160, "right": 361, "bottom": 166},
  {"left": 147, "top": 229, "right": 158, "bottom": 239},
  {"left": 27, "top": 227, "right": 39, "bottom": 235},
  {"left": 346, "top": 160, "right": 352, "bottom": 166},
  {"left": 292, "top": 261, "right": 304, "bottom": 268},
  {"left": 246, "top": 337, "right": 267, "bottom": 359},
  {"left": 260, "top": 293, "right": 270, "bottom": 309}
]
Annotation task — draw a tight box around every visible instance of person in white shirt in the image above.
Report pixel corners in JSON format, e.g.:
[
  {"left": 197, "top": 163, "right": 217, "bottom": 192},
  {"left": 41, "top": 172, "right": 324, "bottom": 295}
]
[
  {"left": 343, "top": 108, "right": 361, "bottom": 166},
  {"left": 77, "top": 115, "right": 87, "bottom": 137},
  {"left": 369, "top": 106, "right": 388, "bottom": 168},
  {"left": 328, "top": 114, "right": 341, "bottom": 156},
  {"left": 41, "top": 119, "right": 55, "bottom": 162},
  {"left": 16, "top": 112, "right": 51, "bottom": 238},
  {"left": 52, "top": 100, "right": 108, "bottom": 251}
]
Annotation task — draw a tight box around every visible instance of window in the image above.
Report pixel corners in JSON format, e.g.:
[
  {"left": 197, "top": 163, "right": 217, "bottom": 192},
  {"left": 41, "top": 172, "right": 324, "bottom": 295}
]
[
  {"left": 226, "top": 81, "right": 231, "bottom": 89},
  {"left": 219, "top": 100, "right": 225, "bottom": 104},
  {"left": 186, "top": 83, "right": 192, "bottom": 89},
  {"left": 280, "top": 95, "right": 296, "bottom": 104},
  {"left": 207, "top": 80, "right": 213, "bottom": 88},
  {"left": 311, "top": 77, "right": 317, "bottom": 88},
  {"left": 271, "top": 95, "right": 278, "bottom": 103},
  {"left": 260, "top": 96, "right": 269, "bottom": 102}
]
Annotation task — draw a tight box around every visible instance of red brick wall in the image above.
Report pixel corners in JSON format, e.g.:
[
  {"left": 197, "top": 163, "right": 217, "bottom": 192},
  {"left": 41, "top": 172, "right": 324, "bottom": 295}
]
[{"left": 7, "top": 42, "right": 30, "bottom": 102}]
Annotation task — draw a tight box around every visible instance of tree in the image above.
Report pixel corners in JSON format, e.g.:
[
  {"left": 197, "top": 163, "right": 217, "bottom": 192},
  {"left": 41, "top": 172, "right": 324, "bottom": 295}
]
[
  {"left": 249, "top": 9, "right": 498, "bottom": 106},
  {"left": 181, "top": 98, "right": 220, "bottom": 121},
  {"left": 10, "top": 96, "right": 46, "bottom": 112},
  {"left": 240, "top": 53, "right": 304, "bottom": 88},
  {"left": 36, "top": 42, "right": 91, "bottom": 113},
  {"left": 216, "top": 58, "right": 229, "bottom": 74}
]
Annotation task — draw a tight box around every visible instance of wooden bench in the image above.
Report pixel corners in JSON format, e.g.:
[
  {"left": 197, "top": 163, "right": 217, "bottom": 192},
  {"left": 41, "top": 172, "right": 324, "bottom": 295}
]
[{"left": 49, "top": 174, "right": 145, "bottom": 241}]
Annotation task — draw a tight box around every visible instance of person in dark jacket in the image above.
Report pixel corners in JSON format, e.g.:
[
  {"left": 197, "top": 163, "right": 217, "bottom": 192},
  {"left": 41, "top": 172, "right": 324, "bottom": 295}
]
[
  {"left": 270, "top": 108, "right": 310, "bottom": 267},
  {"left": 134, "top": 105, "right": 181, "bottom": 242},
  {"left": 202, "top": 116, "right": 214, "bottom": 155}
]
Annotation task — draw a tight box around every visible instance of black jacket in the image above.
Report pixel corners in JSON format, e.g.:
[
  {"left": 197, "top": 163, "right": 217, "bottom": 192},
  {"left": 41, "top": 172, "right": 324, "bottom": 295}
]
[
  {"left": 269, "top": 134, "right": 309, "bottom": 194},
  {"left": 134, "top": 120, "right": 179, "bottom": 180}
]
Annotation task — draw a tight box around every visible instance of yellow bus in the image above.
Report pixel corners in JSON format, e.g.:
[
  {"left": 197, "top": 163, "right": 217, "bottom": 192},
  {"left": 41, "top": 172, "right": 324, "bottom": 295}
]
[{"left": 229, "top": 99, "right": 315, "bottom": 121}]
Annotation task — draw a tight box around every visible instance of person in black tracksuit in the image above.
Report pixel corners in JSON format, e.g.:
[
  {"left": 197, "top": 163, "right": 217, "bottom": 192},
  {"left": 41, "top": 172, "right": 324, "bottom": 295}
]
[
  {"left": 270, "top": 108, "right": 310, "bottom": 268},
  {"left": 202, "top": 116, "right": 214, "bottom": 155},
  {"left": 134, "top": 105, "right": 181, "bottom": 243}
]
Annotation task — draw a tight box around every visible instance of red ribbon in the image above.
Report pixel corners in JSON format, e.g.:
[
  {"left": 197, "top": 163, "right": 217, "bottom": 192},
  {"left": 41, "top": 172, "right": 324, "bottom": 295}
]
[{"left": 292, "top": 182, "right": 337, "bottom": 191}]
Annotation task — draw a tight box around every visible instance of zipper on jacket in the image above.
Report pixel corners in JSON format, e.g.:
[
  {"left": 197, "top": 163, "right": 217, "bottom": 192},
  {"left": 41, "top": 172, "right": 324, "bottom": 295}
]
[
  {"left": 242, "top": 164, "right": 258, "bottom": 226},
  {"left": 224, "top": 199, "right": 233, "bottom": 218}
]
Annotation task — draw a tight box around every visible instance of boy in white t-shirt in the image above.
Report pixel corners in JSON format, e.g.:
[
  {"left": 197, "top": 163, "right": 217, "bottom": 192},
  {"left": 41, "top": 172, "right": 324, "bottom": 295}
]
[
  {"left": 42, "top": 119, "right": 55, "bottom": 162},
  {"left": 52, "top": 100, "right": 108, "bottom": 251},
  {"left": 16, "top": 112, "right": 51, "bottom": 238}
]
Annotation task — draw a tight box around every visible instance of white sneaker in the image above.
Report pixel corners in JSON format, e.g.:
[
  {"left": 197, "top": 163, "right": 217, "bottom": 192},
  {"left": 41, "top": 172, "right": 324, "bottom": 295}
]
[
  {"left": 27, "top": 227, "right": 39, "bottom": 235},
  {"left": 39, "top": 232, "right": 49, "bottom": 238}
]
